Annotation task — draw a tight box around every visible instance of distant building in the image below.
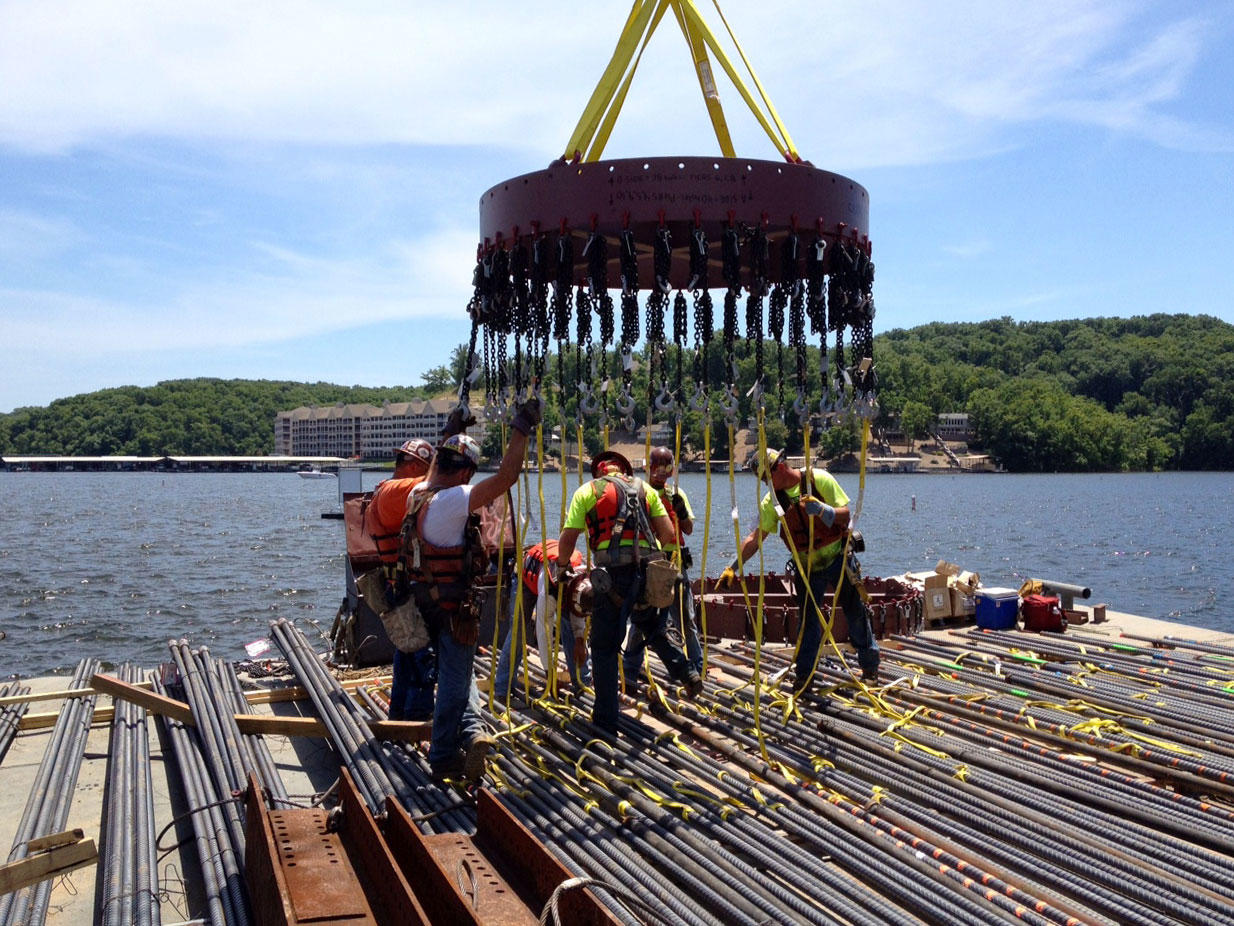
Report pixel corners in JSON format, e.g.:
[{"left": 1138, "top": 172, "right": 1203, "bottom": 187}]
[
  {"left": 936, "top": 413, "right": 972, "bottom": 442},
  {"left": 274, "top": 399, "right": 485, "bottom": 460}
]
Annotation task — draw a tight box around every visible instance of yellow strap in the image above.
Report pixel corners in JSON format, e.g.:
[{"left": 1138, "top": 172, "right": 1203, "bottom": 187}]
[{"left": 565, "top": 0, "right": 798, "bottom": 161}]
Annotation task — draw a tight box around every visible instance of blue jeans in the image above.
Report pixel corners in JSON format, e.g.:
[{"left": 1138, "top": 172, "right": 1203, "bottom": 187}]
[
  {"left": 494, "top": 587, "right": 590, "bottom": 698},
  {"left": 427, "top": 614, "right": 484, "bottom": 766},
  {"left": 592, "top": 564, "right": 692, "bottom": 733},
  {"left": 623, "top": 568, "right": 702, "bottom": 679},
  {"left": 389, "top": 646, "right": 436, "bottom": 721},
  {"left": 793, "top": 553, "right": 878, "bottom": 689}
]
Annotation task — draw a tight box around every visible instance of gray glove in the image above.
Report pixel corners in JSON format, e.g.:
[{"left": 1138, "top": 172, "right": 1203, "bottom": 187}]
[
  {"left": 511, "top": 397, "right": 542, "bottom": 436},
  {"left": 803, "top": 499, "right": 836, "bottom": 526},
  {"left": 443, "top": 406, "right": 476, "bottom": 438}
]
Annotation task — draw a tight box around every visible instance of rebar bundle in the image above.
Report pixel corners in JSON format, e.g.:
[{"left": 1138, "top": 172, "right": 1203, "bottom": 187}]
[
  {"left": 97, "top": 663, "right": 160, "bottom": 926},
  {"left": 0, "top": 658, "right": 99, "bottom": 926}
]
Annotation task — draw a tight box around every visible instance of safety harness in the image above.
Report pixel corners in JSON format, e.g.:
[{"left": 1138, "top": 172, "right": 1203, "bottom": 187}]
[{"left": 398, "top": 486, "right": 488, "bottom": 613}]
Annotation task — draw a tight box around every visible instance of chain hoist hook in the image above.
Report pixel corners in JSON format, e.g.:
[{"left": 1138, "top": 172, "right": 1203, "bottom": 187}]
[
  {"left": 654, "top": 384, "right": 677, "bottom": 415},
  {"left": 578, "top": 382, "right": 601, "bottom": 416},
  {"left": 687, "top": 382, "right": 709, "bottom": 413},
  {"left": 615, "top": 385, "right": 636, "bottom": 418}
]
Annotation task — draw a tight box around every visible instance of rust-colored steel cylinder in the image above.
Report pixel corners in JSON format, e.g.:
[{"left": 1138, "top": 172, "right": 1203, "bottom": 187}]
[{"left": 478, "top": 155, "right": 870, "bottom": 288}]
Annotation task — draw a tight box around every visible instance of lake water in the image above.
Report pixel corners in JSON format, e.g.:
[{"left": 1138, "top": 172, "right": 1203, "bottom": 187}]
[{"left": 1, "top": 470, "right": 1230, "bottom": 678}]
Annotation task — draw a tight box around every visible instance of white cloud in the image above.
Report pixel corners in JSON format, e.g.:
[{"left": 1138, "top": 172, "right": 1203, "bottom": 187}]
[
  {"left": 0, "top": 209, "right": 84, "bottom": 261},
  {"left": 0, "top": 1, "right": 1226, "bottom": 162},
  {"left": 0, "top": 224, "right": 478, "bottom": 357}
]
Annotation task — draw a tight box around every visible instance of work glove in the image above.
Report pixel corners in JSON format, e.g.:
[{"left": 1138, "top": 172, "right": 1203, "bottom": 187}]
[
  {"left": 510, "top": 397, "right": 542, "bottom": 436},
  {"left": 546, "top": 558, "right": 571, "bottom": 587},
  {"left": 442, "top": 406, "right": 477, "bottom": 438},
  {"left": 716, "top": 567, "right": 739, "bottom": 590},
  {"left": 669, "top": 492, "right": 689, "bottom": 521},
  {"left": 803, "top": 499, "right": 836, "bottom": 527}
]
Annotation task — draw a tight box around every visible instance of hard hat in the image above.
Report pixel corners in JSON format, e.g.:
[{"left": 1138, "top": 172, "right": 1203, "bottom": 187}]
[
  {"left": 751, "top": 447, "right": 786, "bottom": 481},
  {"left": 438, "top": 433, "right": 481, "bottom": 468},
  {"left": 648, "top": 446, "right": 675, "bottom": 470},
  {"left": 590, "top": 449, "right": 633, "bottom": 478},
  {"left": 566, "top": 574, "right": 594, "bottom": 616},
  {"left": 394, "top": 438, "right": 434, "bottom": 464}
]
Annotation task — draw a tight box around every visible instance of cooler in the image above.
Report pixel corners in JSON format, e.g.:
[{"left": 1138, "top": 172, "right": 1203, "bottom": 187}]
[{"left": 975, "top": 587, "right": 1019, "bottom": 630}]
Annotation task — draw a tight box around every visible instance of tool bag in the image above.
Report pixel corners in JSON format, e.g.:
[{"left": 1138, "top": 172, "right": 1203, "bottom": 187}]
[
  {"left": 355, "top": 569, "right": 430, "bottom": 653},
  {"left": 1021, "top": 594, "right": 1065, "bottom": 632},
  {"left": 642, "top": 557, "right": 680, "bottom": 609}
]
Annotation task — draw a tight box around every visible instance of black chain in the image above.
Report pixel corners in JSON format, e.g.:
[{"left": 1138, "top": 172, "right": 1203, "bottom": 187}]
[
  {"left": 721, "top": 224, "right": 741, "bottom": 393},
  {"left": 530, "top": 233, "right": 550, "bottom": 384},
  {"left": 746, "top": 225, "right": 768, "bottom": 399},
  {"left": 647, "top": 227, "right": 672, "bottom": 409},
  {"left": 552, "top": 234, "right": 574, "bottom": 342},
  {"left": 587, "top": 231, "right": 613, "bottom": 421},
  {"left": 510, "top": 240, "right": 529, "bottom": 395},
  {"left": 768, "top": 232, "right": 794, "bottom": 415},
  {"left": 672, "top": 289, "right": 688, "bottom": 404},
  {"left": 689, "top": 227, "right": 712, "bottom": 390}
]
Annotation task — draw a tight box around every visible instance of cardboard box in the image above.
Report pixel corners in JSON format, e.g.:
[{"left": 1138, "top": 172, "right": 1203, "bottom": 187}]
[
  {"left": 951, "top": 588, "right": 976, "bottom": 617},
  {"left": 924, "top": 585, "right": 952, "bottom": 622},
  {"left": 936, "top": 560, "right": 981, "bottom": 595}
]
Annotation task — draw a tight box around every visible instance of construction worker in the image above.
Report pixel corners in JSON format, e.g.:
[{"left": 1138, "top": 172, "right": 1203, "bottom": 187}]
[
  {"left": 719, "top": 448, "right": 879, "bottom": 689},
  {"left": 555, "top": 449, "right": 702, "bottom": 735},
  {"left": 492, "top": 539, "right": 592, "bottom": 702},
  {"left": 402, "top": 397, "right": 539, "bottom": 782},
  {"left": 366, "top": 439, "right": 437, "bottom": 721},
  {"left": 623, "top": 447, "right": 703, "bottom": 686}
]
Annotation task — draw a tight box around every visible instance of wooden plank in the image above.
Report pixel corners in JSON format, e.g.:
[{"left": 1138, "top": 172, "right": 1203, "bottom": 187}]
[
  {"left": 0, "top": 837, "right": 97, "bottom": 894},
  {"left": 90, "top": 673, "right": 194, "bottom": 725},
  {"left": 233, "top": 713, "right": 430, "bottom": 743},
  {"left": 19, "top": 707, "right": 115, "bottom": 731},
  {"left": 28, "top": 829, "right": 84, "bottom": 852},
  {"left": 1, "top": 679, "right": 153, "bottom": 708},
  {"left": 241, "top": 676, "right": 392, "bottom": 706}
]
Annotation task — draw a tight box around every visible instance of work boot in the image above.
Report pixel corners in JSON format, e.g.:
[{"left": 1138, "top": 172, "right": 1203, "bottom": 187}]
[
  {"left": 462, "top": 733, "right": 496, "bottom": 783},
  {"left": 682, "top": 672, "right": 704, "bottom": 701},
  {"left": 860, "top": 667, "right": 879, "bottom": 684},
  {"left": 429, "top": 752, "right": 465, "bottom": 784}
]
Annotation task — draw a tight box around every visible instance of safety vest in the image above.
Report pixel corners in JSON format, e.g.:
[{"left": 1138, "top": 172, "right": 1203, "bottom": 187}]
[
  {"left": 400, "top": 487, "right": 487, "bottom": 612},
  {"left": 521, "top": 541, "right": 584, "bottom": 596},
  {"left": 777, "top": 470, "right": 846, "bottom": 556},
  {"left": 366, "top": 476, "right": 424, "bottom": 567},
  {"left": 657, "top": 486, "right": 684, "bottom": 552},
  {"left": 584, "top": 476, "right": 658, "bottom": 566}
]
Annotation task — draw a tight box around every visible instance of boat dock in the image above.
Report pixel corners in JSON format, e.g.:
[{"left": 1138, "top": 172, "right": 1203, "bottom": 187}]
[{"left": 4, "top": 604, "right": 1234, "bottom": 924}]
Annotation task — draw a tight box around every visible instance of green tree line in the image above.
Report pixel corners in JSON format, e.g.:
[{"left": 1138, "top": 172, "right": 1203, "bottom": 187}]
[{"left": 2, "top": 314, "right": 1230, "bottom": 470}]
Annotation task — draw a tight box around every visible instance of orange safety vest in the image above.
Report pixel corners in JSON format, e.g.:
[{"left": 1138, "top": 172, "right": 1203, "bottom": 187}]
[
  {"left": 402, "top": 487, "right": 486, "bottom": 611},
  {"left": 522, "top": 541, "right": 584, "bottom": 596},
  {"left": 366, "top": 476, "right": 424, "bottom": 566},
  {"left": 583, "top": 476, "right": 657, "bottom": 563},
  {"left": 777, "top": 470, "right": 846, "bottom": 554}
]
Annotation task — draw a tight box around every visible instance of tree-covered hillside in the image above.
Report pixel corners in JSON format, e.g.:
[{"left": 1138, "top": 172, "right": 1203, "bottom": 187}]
[
  {"left": 875, "top": 314, "right": 1234, "bottom": 471},
  {"left": 2, "top": 315, "right": 1231, "bottom": 470},
  {"left": 0, "top": 379, "right": 426, "bottom": 456}
]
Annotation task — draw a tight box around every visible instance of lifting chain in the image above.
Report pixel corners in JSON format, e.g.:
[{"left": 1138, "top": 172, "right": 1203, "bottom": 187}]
[
  {"left": 617, "top": 228, "right": 640, "bottom": 427},
  {"left": 672, "top": 288, "right": 688, "bottom": 414},
  {"left": 746, "top": 225, "right": 769, "bottom": 409},
  {"left": 788, "top": 241, "right": 808, "bottom": 424},
  {"left": 767, "top": 231, "right": 795, "bottom": 417},
  {"left": 646, "top": 227, "right": 671, "bottom": 416},
  {"left": 688, "top": 225, "right": 713, "bottom": 401},
  {"left": 575, "top": 283, "right": 596, "bottom": 419},
  {"left": 510, "top": 239, "right": 530, "bottom": 396},
  {"left": 530, "top": 232, "right": 551, "bottom": 386},
  {"left": 721, "top": 223, "right": 742, "bottom": 422},
  {"left": 586, "top": 230, "right": 614, "bottom": 424}
]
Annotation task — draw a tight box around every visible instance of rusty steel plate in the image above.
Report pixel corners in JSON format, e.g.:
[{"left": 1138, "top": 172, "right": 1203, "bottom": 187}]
[
  {"left": 269, "top": 810, "right": 373, "bottom": 924},
  {"left": 477, "top": 156, "right": 870, "bottom": 288}
]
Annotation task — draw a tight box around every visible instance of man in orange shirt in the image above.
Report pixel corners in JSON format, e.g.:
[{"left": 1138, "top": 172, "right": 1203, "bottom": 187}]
[{"left": 365, "top": 438, "right": 436, "bottom": 720}]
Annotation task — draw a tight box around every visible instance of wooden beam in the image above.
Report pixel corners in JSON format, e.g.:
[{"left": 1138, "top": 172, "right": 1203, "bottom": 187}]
[
  {"left": 0, "top": 834, "right": 97, "bottom": 895},
  {"left": 241, "top": 676, "right": 392, "bottom": 706},
  {"left": 19, "top": 707, "right": 114, "bottom": 732},
  {"left": 233, "top": 713, "right": 430, "bottom": 743},
  {"left": 90, "top": 673, "right": 194, "bottom": 725}
]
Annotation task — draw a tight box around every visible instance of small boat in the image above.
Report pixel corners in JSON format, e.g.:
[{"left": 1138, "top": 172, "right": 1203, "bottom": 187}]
[{"left": 296, "top": 464, "right": 335, "bottom": 479}]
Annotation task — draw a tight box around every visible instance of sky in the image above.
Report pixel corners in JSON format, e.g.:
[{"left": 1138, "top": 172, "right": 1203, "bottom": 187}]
[{"left": 2, "top": 0, "right": 1232, "bottom": 413}]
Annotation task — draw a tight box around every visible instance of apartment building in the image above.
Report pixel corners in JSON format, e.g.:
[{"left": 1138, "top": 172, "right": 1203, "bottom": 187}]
[{"left": 274, "top": 399, "right": 485, "bottom": 460}]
